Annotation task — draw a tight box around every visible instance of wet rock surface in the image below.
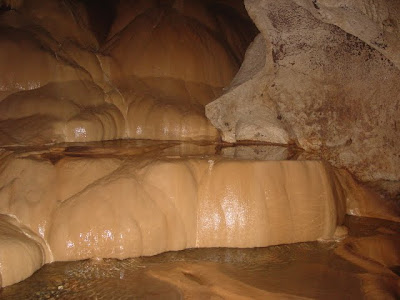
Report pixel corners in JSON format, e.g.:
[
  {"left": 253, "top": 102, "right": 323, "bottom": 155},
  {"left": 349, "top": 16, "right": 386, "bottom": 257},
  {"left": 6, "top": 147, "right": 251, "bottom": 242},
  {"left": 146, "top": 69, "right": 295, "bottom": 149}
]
[
  {"left": 0, "top": 0, "right": 399, "bottom": 297},
  {"left": 0, "top": 143, "right": 343, "bottom": 270},
  {"left": 0, "top": 141, "right": 398, "bottom": 288},
  {"left": 0, "top": 216, "right": 398, "bottom": 299},
  {"left": 0, "top": 215, "right": 47, "bottom": 287},
  {"left": 0, "top": 0, "right": 257, "bottom": 144}
]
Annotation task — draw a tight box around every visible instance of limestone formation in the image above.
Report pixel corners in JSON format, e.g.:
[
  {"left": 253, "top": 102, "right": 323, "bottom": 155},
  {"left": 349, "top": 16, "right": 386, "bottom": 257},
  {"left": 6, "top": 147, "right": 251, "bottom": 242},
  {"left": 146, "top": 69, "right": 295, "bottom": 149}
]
[
  {"left": 206, "top": 0, "right": 400, "bottom": 194},
  {"left": 100, "top": 0, "right": 257, "bottom": 141},
  {"left": 0, "top": 0, "right": 257, "bottom": 144},
  {"left": 0, "top": 214, "right": 48, "bottom": 287},
  {"left": 1, "top": 142, "right": 398, "bottom": 286},
  {"left": 0, "top": 150, "right": 334, "bottom": 285},
  {"left": 0, "top": 0, "right": 399, "bottom": 293},
  {"left": 0, "top": 0, "right": 123, "bottom": 144}
]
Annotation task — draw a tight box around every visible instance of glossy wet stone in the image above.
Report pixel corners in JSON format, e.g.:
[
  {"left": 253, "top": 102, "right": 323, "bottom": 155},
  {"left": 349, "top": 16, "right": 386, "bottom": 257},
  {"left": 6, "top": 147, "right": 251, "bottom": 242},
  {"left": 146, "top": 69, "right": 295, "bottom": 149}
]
[{"left": 1, "top": 216, "right": 399, "bottom": 299}]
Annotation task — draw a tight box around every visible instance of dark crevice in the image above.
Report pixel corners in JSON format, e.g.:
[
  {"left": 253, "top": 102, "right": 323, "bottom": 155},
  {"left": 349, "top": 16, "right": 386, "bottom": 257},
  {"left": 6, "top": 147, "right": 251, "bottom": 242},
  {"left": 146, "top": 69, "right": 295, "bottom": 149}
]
[
  {"left": 312, "top": 0, "right": 320, "bottom": 10},
  {"left": 0, "top": 4, "right": 14, "bottom": 12},
  {"left": 77, "top": 0, "right": 117, "bottom": 43}
]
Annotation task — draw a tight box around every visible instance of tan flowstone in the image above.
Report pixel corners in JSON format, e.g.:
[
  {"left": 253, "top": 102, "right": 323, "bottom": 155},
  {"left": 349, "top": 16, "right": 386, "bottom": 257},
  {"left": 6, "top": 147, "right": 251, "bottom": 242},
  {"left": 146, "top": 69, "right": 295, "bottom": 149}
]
[{"left": 1, "top": 150, "right": 391, "bottom": 286}]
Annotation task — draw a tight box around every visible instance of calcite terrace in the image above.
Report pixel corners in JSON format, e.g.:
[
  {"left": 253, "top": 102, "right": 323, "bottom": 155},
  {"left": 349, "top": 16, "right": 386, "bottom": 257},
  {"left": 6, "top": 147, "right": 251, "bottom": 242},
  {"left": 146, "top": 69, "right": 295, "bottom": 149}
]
[
  {"left": 0, "top": 0, "right": 399, "bottom": 292},
  {"left": 0, "top": 142, "right": 367, "bottom": 286}
]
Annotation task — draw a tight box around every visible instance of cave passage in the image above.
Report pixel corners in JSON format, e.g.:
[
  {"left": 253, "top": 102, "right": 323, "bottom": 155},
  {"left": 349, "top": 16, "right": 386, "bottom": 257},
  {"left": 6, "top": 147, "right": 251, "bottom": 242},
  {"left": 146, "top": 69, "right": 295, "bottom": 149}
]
[{"left": 0, "top": 1, "right": 399, "bottom": 299}]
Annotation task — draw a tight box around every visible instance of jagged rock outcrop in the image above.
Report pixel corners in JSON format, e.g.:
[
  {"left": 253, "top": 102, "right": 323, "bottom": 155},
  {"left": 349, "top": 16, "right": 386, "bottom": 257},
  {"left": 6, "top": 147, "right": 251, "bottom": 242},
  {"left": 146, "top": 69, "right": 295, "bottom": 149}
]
[{"left": 206, "top": 0, "right": 400, "bottom": 196}]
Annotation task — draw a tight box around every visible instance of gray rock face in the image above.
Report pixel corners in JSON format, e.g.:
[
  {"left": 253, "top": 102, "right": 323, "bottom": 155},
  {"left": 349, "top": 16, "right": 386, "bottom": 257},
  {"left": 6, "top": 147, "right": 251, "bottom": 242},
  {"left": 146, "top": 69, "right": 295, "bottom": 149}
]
[{"left": 206, "top": 0, "right": 400, "bottom": 192}]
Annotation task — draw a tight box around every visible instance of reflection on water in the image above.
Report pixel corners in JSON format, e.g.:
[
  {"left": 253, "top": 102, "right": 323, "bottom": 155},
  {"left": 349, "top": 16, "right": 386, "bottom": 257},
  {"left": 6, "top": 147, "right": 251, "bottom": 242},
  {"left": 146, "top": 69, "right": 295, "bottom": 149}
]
[
  {"left": 2, "top": 139, "right": 301, "bottom": 162},
  {"left": 1, "top": 216, "right": 399, "bottom": 299}
]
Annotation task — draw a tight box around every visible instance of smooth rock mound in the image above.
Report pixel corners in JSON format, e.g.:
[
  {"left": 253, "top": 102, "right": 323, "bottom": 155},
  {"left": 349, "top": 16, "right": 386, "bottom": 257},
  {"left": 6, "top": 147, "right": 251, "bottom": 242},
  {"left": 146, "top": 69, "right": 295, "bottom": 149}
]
[
  {"left": 0, "top": 147, "right": 351, "bottom": 285},
  {"left": 0, "top": 214, "right": 48, "bottom": 287},
  {"left": 101, "top": 0, "right": 257, "bottom": 141},
  {"left": 0, "top": 142, "right": 397, "bottom": 286},
  {"left": 0, "top": 0, "right": 258, "bottom": 144}
]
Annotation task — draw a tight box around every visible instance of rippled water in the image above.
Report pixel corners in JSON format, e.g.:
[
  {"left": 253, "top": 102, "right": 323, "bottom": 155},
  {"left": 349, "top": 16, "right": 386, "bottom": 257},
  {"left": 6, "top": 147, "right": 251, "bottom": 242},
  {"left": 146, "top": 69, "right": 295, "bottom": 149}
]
[{"left": 1, "top": 216, "right": 399, "bottom": 299}]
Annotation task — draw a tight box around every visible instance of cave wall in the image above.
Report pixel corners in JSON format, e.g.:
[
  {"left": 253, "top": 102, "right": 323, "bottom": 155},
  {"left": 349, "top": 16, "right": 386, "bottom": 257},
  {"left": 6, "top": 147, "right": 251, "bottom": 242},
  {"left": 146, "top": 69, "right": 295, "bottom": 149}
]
[
  {"left": 0, "top": 0, "right": 399, "bottom": 195},
  {"left": 0, "top": 0, "right": 257, "bottom": 144},
  {"left": 0, "top": 0, "right": 125, "bottom": 144},
  {"left": 206, "top": 0, "right": 400, "bottom": 195},
  {"left": 0, "top": 0, "right": 399, "bottom": 287}
]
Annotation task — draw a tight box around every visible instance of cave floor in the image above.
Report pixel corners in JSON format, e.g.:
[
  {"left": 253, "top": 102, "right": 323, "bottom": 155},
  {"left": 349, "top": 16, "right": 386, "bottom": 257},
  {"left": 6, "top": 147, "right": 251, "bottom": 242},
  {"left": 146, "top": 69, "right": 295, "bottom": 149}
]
[{"left": 1, "top": 215, "right": 399, "bottom": 299}]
